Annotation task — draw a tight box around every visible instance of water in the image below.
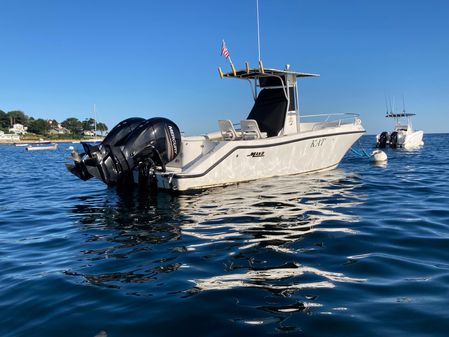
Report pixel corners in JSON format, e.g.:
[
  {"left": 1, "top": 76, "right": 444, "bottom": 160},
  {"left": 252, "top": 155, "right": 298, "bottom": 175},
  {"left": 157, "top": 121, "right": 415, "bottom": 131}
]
[{"left": 1, "top": 134, "right": 449, "bottom": 337}]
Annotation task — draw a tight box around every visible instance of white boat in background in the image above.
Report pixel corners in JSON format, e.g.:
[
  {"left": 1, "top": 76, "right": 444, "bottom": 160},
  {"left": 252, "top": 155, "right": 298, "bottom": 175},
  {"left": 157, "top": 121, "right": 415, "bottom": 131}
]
[
  {"left": 376, "top": 112, "right": 424, "bottom": 149},
  {"left": 83, "top": 139, "right": 102, "bottom": 146},
  {"left": 26, "top": 143, "right": 58, "bottom": 151},
  {"left": 15, "top": 139, "right": 51, "bottom": 147}
]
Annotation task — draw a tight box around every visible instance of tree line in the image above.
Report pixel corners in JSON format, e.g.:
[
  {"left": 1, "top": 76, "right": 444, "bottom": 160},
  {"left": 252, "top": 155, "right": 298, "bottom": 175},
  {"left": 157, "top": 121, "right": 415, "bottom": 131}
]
[{"left": 0, "top": 109, "right": 108, "bottom": 136}]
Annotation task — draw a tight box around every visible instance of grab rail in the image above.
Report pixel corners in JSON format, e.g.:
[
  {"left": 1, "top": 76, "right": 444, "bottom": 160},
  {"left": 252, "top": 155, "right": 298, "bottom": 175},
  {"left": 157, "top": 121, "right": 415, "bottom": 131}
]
[
  {"left": 301, "top": 112, "right": 359, "bottom": 119},
  {"left": 300, "top": 113, "right": 361, "bottom": 131}
]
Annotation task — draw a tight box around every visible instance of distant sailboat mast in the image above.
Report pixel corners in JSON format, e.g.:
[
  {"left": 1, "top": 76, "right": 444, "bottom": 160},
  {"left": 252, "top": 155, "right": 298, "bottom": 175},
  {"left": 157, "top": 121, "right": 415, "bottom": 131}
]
[{"left": 93, "top": 104, "right": 97, "bottom": 136}]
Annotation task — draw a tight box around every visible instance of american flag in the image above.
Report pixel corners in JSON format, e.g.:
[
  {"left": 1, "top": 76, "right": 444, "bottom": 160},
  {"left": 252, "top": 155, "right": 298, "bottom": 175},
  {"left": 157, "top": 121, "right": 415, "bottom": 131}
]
[{"left": 221, "top": 40, "right": 230, "bottom": 59}]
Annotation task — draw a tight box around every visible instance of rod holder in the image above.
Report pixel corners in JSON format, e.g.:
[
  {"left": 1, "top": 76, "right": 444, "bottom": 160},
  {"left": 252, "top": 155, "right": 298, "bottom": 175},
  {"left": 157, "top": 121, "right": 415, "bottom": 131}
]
[
  {"left": 259, "top": 60, "right": 265, "bottom": 73},
  {"left": 230, "top": 63, "right": 237, "bottom": 76},
  {"left": 245, "top": 62, "right": 250, "bottom": 74}
]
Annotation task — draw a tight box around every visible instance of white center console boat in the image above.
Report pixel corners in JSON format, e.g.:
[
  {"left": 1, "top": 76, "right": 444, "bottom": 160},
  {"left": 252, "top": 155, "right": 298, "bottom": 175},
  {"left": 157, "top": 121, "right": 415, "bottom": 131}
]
[
  {"left": 67, "top": 64, "right": 365, "bottom": 192},
  {"left": 376, "top": 112, "right": 424, "bottom": 149}
]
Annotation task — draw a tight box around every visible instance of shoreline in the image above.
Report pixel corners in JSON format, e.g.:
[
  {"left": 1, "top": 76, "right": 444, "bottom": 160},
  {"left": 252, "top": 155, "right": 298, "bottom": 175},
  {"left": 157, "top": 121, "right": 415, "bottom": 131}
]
[{"left": 0, "top": 138, "right": 103, "bottom": 144}]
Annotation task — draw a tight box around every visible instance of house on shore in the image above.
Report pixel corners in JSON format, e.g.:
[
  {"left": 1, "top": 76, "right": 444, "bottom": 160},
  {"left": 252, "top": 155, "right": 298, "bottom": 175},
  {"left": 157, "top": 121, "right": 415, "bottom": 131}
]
[
  {"left": 0, "top": 131, "right": 20, "bottom": 143},
  {"left": 9, "top": 123, "right": 28, "bottom": 135},
  {"left": 48, "top": 125, "right": 70, "bottom": 135}
]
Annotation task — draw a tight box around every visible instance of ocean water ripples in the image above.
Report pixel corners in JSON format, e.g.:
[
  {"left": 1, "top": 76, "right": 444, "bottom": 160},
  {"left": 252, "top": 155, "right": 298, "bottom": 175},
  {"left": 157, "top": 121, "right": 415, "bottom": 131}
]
[{"left": 1, "top": 134, "right": 449, "bottom": 336}]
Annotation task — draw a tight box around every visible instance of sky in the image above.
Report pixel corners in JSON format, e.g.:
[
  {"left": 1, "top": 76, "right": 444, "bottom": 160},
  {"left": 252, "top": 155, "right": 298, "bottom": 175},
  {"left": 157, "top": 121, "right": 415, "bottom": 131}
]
[{"left": 1, "top": 0, "right": 448, "bottom": 135}]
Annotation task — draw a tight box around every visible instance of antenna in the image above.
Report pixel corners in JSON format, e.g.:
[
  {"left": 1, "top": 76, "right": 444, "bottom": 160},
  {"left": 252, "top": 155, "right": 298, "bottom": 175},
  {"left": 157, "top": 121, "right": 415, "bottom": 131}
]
[
  {"left": 384, "top": 96, "right": 389, "bottom": 115},
  {"left": 256, "top": 0, "right": 261, "bottom": 62},
  {"left": 402, "top": 94, "right": 406, "bottom": 113},
  {"left": 387, "top": 96, "right": 392, "bottom": 115}
]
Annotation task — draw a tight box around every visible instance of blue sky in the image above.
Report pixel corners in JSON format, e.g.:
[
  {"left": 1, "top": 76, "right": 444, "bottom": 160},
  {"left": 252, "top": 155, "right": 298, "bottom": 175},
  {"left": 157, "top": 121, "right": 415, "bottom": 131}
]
[{"left": 1, "top": 0, "right": 448, "bottom": 134}]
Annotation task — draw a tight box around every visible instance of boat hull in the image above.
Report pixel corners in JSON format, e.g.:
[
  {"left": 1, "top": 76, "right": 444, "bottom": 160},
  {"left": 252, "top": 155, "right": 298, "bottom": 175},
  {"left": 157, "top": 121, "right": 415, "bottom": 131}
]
[
  {"left": 402, "top": 130, "right": 424, "bottom": 148},
  {"left": 376, "top": 130, "right": 424, "bottom": 149},
  {"left": 26, "top": 144, "right": 58, "bottom": 151},
  {"left": 157, "top": 126, "right": 364, "bottom": 192}
]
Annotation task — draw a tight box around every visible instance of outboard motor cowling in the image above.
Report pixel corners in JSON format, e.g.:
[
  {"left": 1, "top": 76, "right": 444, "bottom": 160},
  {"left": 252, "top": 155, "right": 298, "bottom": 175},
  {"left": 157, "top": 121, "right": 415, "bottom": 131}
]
[
  {"left": 376, "top": 131, "right": 389, "bottom": 148},
  {"left": 390, "top": 131, "right": 398, "bottom": 148},
  {"left": 67, "top": 117, "right": 145, "bottom": 181},
  {"left": 67, "top": 117, "right": 182, "bottom": 189}
]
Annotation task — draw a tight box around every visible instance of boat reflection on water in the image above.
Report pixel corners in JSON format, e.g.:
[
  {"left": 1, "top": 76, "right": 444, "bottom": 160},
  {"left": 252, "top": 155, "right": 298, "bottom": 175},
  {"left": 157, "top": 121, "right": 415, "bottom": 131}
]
[
  {"left": 68, "top": 169, "right": 366, "bottom": 322},
  {"left": 180, "top": 170, "right": 366, "bottom": 297},
  {"left": 68, "top": 189, "right": 185, "bottom": 288}
]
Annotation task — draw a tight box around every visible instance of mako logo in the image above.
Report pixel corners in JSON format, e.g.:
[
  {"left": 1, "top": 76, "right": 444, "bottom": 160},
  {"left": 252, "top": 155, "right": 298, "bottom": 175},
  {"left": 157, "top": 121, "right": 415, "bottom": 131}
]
[{"left": 247, "top": 151, "right": 265, "bottom": 158}]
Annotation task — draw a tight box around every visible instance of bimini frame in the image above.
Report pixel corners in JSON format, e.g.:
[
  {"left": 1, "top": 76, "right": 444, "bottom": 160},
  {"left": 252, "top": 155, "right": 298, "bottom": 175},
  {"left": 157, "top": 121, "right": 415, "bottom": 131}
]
[
  {"left": 386, "top": 112, "right": 416, "bottom": 132},
  {"left": 218, "top": 62, "right": 320, "bottom": 136}
]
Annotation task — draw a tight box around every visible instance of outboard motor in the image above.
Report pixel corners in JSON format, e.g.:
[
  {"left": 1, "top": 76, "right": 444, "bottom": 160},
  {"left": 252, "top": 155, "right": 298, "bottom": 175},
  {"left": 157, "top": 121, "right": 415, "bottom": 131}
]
[
  {"left": 376, "top": 131, "right": 389, "bottom": 148},
  {"left": 68, "top": 117, "right": 145, "bottom": 181},
  {"left": 67, "top": 117, "right": 182, "bottom": 189},
  {"left": 390, "top": 131, "right": 398, "bottom": 148}
]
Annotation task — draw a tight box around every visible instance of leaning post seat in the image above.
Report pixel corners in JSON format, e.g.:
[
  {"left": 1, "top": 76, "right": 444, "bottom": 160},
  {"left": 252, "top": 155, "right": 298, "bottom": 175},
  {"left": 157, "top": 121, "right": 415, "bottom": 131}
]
[
  {"left": 218, "top": 120, "right": 241, "bottom": 141},
  {"left": 240, "top": 119, "right": 267, "bottom": 140}
]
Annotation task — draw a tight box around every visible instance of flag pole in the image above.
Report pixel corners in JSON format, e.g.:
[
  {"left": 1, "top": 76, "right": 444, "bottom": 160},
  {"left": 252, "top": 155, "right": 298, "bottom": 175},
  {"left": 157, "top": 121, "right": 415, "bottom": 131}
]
[
  {"left": 222, "top": 39, "right": 236, "bottom": 76},
  {"left": 222, "top": 39, "right": 233, "bottom": 65}
]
